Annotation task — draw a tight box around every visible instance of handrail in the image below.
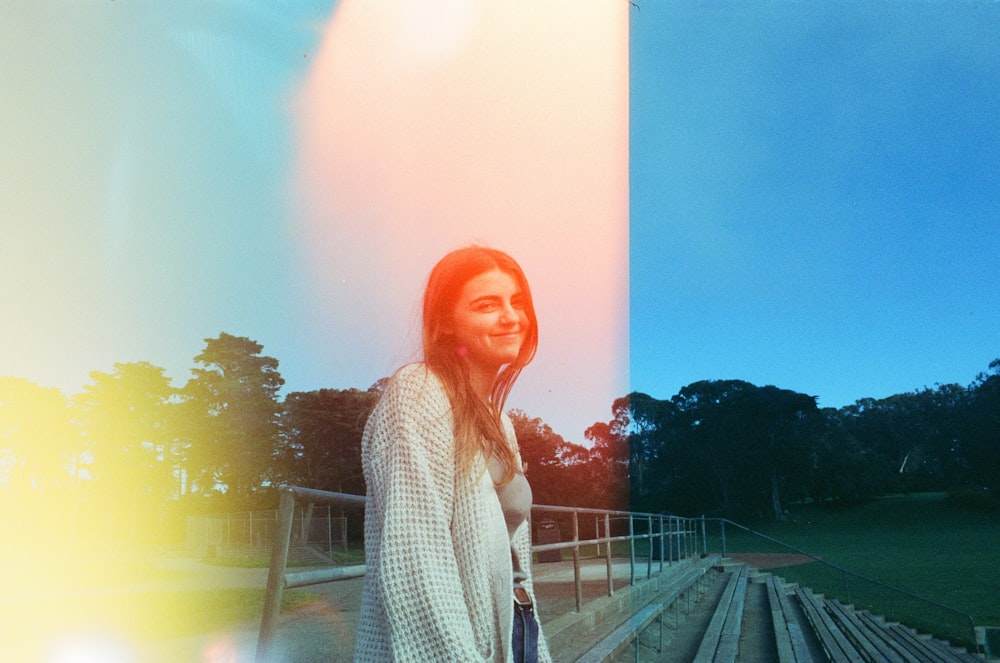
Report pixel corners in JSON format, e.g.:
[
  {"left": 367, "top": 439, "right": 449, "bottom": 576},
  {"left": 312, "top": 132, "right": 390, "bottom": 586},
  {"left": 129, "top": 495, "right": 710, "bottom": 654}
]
[
  {"left": 709, "top": 517, "right": 978, "bottom": 648},
  {"left": 253, "top": 485, "right": 699, "bottom": 662},
  {"left": 253, "top": 486, "right": 982, "bottom": 658}
]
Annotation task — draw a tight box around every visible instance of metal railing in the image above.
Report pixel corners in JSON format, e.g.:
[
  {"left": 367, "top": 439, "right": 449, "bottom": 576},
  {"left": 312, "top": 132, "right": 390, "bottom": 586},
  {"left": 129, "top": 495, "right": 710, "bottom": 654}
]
[
  {"left": 254, "top": 487, "right": 984, "bottom": 659},
  {"left": 254, "top": 485, "right": 701, "bottom": 662},
  {"left": 530, "top": 504, "right": 703, "bottom": 611},
  {"left": 708, "top": 517, "right": 979, "bottom": 649}
]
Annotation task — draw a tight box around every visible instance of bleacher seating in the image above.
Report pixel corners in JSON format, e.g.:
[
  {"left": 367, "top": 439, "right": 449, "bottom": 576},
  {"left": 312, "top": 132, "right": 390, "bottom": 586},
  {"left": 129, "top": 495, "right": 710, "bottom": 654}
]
[
  {"left": 765, "top": 574, "right": 815, "bottom": 663},
  {"left": 568, "top": 562, "right": 993, "bottom": 663},
  {"left": 576, "top": 604, "right": 665, "bottom": 663},
  {"left": 563, "top": 557, "right": 715, "bottom": 663},
  {"left": 693, "top": 565, "right": 750, "bottom": 663}
]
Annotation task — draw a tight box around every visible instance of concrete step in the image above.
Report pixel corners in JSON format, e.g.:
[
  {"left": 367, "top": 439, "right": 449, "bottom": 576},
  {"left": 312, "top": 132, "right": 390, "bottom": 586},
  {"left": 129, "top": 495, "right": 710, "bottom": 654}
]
[{"left": 537, "top": 554, "right": 718, "bottom": 662}]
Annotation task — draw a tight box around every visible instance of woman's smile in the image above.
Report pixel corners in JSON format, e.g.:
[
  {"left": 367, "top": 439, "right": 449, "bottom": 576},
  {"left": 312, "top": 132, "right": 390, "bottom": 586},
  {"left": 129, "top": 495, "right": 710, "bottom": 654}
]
[{"left": 450, "top": 269, "right": 531, "bottom": 374}]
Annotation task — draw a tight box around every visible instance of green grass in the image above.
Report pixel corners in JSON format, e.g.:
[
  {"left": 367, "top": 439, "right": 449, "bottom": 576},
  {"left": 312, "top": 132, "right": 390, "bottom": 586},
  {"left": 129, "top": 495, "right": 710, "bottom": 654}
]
[
  {"left": 202, "top": 545, "right": 366, "bottom": 568},
  {"left": 705, "top": 493, "right": 1000, "bottom": 648}
]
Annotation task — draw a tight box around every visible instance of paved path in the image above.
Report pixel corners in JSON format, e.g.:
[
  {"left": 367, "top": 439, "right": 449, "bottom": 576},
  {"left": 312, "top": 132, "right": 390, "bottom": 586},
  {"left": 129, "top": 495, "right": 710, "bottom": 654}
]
[{"left": 15, "top": 556, "right": 678, "bottom": 662}]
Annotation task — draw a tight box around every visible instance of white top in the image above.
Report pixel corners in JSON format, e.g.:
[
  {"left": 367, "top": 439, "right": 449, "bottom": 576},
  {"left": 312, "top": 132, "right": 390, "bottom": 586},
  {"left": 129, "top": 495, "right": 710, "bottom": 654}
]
[
  {"left": 355, "top": 363, "right": 552, "bottom": 662},
  {"left": 489, "top": 456, "right": 532, "bottom": 586}
]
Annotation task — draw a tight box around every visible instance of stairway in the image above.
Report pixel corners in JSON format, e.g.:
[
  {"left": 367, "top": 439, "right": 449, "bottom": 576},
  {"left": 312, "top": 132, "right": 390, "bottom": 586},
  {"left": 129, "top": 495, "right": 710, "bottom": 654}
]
[{"left": 573, "top": 560, "right": 995, "bottom": 663}]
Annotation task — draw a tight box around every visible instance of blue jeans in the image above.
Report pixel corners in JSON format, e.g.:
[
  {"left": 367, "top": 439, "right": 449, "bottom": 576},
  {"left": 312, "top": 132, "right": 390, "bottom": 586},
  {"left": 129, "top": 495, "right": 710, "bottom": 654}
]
[{"left": 512, "top": 602, "right": 539, "bottom": 663}]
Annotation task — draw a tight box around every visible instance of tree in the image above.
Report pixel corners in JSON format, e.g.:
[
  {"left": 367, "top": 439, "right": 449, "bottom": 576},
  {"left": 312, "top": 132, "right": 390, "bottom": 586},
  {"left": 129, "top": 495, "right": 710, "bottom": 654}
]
[
  {"left": 74, "top": 362, "right": 178, "bottom": 543},
  {"left": 811, "top": 407, "right": 891, "bottom": 503},
  {"left": 961, "top": 359, "right": 1000, "bottom": 495},
  {"left": 0, "top": 378, "right": 79, "bottom": 549},
  {"left": 0, "top": 378, "right": 77, "bottom": 494},
  {"left": 277, "top": 387, "right": 379, "bottom": 496},
  {"left": 181, "top": 333, "right": 284, "bottom": 505},
  {"left": 840, "top": 384, "right": 968, "bottom": 493},
  {"left": 613, "top": 381, "right": 822, "bottom": 520},
  {"left": 584, "top": 396, "right": 632, "bottom": 511},
  {"left": 508, "top": 409, "right": 589, "bottom": 507}
]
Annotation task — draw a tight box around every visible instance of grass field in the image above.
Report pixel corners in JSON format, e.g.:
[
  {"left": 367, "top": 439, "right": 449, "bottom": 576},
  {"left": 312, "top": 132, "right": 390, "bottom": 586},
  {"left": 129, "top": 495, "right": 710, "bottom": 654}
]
[{"left": 703, "top": 492, "right": 1000, "bottom": 648}]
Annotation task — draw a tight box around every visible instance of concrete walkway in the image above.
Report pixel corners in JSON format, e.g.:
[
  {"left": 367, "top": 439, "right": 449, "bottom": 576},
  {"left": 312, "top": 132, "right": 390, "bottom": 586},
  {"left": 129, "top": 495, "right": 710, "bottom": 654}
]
[{"left": 20, "top": 555, "right": 685, "bottom": 662}]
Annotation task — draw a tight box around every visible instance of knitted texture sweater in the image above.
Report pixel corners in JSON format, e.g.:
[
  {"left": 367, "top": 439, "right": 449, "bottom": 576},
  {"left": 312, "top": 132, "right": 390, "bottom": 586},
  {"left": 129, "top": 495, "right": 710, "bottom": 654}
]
[{"left": 355, "top": 363, "right": 551, "bottom": 662}]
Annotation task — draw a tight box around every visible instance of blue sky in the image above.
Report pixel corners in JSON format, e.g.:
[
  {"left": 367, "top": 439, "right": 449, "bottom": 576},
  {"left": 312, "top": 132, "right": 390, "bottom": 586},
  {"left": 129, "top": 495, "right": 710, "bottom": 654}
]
[{"left": 630, "top": 1, "right": 1000, "bottom": 409}]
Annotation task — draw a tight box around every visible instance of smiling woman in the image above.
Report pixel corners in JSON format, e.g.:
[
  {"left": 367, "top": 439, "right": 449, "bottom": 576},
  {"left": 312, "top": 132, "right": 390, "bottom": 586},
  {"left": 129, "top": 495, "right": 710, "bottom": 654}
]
[{"left": 357, "top": 247, "right": 550, "bottom": 662}]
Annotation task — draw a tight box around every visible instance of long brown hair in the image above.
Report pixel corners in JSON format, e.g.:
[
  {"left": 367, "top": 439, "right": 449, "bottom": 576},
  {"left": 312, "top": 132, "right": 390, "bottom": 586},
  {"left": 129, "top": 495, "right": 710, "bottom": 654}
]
[{"left": 422, "top": 246, "right": 538, "bottom": 484}]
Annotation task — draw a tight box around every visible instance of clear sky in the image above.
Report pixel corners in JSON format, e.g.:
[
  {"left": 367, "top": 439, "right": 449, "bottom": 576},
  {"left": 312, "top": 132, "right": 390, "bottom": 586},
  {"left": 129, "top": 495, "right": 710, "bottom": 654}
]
[
  {"left": 631, "top": 1, "right": 1000, "bottom": 410},
  {"left": 2, "top": 1, "right": 998, "bottom": 448},
  {"left": 1, "top": 1, "right": 627, "bottom": 446}
]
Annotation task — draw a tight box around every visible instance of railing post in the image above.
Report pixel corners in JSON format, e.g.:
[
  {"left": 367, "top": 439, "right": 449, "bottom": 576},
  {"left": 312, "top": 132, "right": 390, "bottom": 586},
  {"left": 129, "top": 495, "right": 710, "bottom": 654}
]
[
  {"left": 256, "top": 489, "right": 296, "bottom": 663},
  {"left": 671, "top": 517, "right": 678, "bottom": 564},
  {"left": 658, "top": 515, "right": 665, "bottom": 571},
  {"left": 646, "top": 516, "right": 653, "bottom": 578},
  {"left": 628, "top": 514, "right": 636, "bottom": 586},
  {"left": 572, "top": 509, "right": 582, "bottom": 612},
  {"left": 701, "top": 515, "right": 708, "bottom": 556},
  {"left": 604, "top": 513, "right": 613, "bottom": 597},
  {"left": 720, "top": 519, "right": 727, "bottom": 557}
]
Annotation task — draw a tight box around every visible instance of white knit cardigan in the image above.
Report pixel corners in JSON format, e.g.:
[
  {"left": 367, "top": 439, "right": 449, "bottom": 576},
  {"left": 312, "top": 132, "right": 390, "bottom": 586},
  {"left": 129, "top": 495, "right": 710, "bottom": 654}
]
[{"left": 354, "top": 363, "right": 552, "bottom": 663}]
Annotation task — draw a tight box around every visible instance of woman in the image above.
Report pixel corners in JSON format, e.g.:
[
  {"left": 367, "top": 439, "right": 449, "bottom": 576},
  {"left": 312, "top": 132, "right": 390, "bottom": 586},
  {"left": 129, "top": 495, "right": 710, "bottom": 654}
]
[{"left": 355, "top": 246, "right": 551, "bottom": 663}]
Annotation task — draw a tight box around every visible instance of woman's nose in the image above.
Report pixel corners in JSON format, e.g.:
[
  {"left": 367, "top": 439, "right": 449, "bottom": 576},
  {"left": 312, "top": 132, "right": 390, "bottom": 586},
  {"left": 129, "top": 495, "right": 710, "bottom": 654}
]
[{"left": 499, "top": 303, "right": 518, "bottom": 323}]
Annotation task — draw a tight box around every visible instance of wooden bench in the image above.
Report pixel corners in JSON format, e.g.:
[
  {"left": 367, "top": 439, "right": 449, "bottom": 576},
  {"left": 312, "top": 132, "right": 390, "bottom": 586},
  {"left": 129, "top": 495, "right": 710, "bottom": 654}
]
[
  {"left": 857, "top": 610, "right": 985, "bottom": 663},
  {"left": 765, "top": 575, "right": 815, "bottom": 663},
  {"left": 660, "top": 563, "right": 713, "bottom": 627},
  {"left": 575, "top": 603, "right": 665, "bottom": 663},
  {"left": 826, "top": 599, "right": 908, "bottom": 663},
  {"left": 794, "top": 587, "right": 865, "bottom": 663},
  {"left": 573, "top": 558, "right": 716, "bottom": 663},
  {"left": 553, "top": 556, "right": 716, "bottom": 662},
  {"left": 693, "top": 565, "right": 749, "bottom": 663}
]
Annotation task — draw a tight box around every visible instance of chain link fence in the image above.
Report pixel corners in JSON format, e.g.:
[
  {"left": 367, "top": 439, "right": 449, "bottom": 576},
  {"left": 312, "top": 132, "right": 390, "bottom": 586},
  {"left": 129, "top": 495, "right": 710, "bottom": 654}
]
[{"left": 185, "top": 505, "right": 348, "bottom": 557}]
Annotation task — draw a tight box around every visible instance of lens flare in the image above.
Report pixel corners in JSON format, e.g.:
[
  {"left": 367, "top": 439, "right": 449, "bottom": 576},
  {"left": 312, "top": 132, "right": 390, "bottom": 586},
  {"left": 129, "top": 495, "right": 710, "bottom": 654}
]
[{"left": 292, "top": 0, "right": 629, "bottom": 442}]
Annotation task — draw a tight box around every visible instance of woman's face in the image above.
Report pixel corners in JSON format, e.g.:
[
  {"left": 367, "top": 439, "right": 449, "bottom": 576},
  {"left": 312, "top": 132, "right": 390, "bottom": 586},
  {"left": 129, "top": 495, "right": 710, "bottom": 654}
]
[{"left": 449, "top": 268, "right": 530, "bottom": 373}]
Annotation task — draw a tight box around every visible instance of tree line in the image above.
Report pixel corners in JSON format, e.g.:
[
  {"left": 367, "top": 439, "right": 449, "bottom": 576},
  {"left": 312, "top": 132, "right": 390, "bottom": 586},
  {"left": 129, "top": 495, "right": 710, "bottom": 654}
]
[
  {"left": 0, "top": 333, "right": 623, "bottom": 548},
  {"left": 2, "top": 332, "right": 996, "bottom": 550},
  {"left": 604, "top": 360, "right": 1000, "bottom": 521}
]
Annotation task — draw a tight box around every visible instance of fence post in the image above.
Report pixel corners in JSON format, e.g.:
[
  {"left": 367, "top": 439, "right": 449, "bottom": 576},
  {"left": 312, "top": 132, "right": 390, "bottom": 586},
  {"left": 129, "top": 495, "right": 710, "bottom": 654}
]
[
  {"left": 628, "top": 514, "right": 636, "bottom": 586},
  {"left": 720, "top": 519, "right": 727, "bottom": 557},
  {"left": 672, "top": 517, "right": 677, "bottom": 562},
  {"left": 256, "top": 489, "right": 296, "bottom": 663},
  {"left": 326, "top": 506, "right": 333, "bottom": 555},
  {"left": 658, "top": 514, "right": 665, "bottom": 571},
  {"left": 644, "top": 516, "right": 652, "bottom": 578},
  {"left": 302, "top": 502, "right": 315, "bottom": 547},
  {"left": 701, "top": 516, "right": 708, "bottom": 556},
  {"left": 604, "top": 513, "right": 613, "bottom": 597},
  {"left": 572, "top": 510, "right": 582, "bottom": 612}
]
